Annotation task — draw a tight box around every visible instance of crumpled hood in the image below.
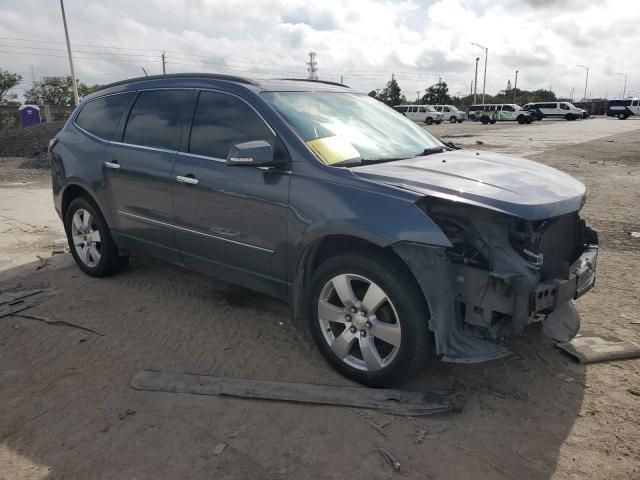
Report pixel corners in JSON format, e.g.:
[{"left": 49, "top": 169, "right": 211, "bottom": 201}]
[{"left": 352, "top": 150, "right": 586, "bottom": 220}]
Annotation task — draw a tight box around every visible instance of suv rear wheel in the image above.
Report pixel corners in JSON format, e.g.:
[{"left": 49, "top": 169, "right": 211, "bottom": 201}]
[
  {"left": 307, "top": 251, "right": 429, "bottom": 387},
  {"left": 64, "top": 197, "right": 129, "bottom": 277}
]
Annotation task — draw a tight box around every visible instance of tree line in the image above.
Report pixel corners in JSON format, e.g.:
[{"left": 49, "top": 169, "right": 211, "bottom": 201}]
[
  {"left": 368, "top": 77, "right": 559, "bottom": 107},
  {"left": 0, "top": 70, "right": 101, "bottom": 106}
]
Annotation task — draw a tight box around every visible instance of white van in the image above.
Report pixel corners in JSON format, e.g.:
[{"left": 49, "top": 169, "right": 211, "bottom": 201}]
[
  {"left": 523, "top": 101, "right": 584, "bottom": 121},
  {"left": 433, "top": 105, "right": 465, "bottom": 123},
  {"left": 468, "top": 104, "right": 534, "bottom": 124},
  {"left": 393, "top": 105, "right": 443, "bottom": 125}
]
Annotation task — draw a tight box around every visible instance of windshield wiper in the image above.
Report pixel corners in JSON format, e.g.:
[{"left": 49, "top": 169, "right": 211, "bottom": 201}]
[
  {"left": 412, "top": 146, "right": 450, "bottom": 158},
  {"left": 332, "top": 146, "right": 451, "bottom": 168}
]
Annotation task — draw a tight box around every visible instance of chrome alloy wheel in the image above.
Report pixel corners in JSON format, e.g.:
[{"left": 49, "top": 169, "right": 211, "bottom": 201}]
[
  {"left": 318, "top": 274, "right": 402, "bottom": 372},
  {"left": 71, "top": 208, "right": 102, "bottom": 268}
]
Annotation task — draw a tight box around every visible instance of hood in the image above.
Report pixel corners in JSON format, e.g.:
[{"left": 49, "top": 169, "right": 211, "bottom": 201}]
[{"left": 352, "top": 150, "right": 586, "bottom": 220}]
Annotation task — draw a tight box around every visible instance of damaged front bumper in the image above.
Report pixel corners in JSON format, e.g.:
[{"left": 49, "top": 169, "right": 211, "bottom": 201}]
[{"left": 393, "top": 207, "right": 599, "bottom": 364}]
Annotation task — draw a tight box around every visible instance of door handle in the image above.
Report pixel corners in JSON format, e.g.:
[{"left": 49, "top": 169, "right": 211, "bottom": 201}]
[
  {"left": 176, "top": 175, "right": 199, "bottom": 185},
  {"left": 104, "top": 161, "right": 120, "bottom": 170}
]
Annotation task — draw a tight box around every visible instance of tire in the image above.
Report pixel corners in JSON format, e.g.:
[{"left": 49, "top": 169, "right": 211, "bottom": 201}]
[
  {"left": 517, "top": 115, "right": 525, "bottom": 124},
  {"left": 449, "top": 116, "right": 457, "bottom": 124},
  {"left": 64, "top": 197, "right": 129, "bottom": 277},
  {"left": 536, "top": 114, "right": 544, "bottom": 121},
  {"left": 307, "top": 251, "right": 429, "bottom": 387},
  {"left": 481, "top": 116, "right": 489, "bottom": 125},
  {"left": 425, "top": 117, "right": 433, "bottom": 125},
  {"left": 565, "top": 114, "right": 575, "bottom": 121},
  {"left": 525, "top": 116, "right": 533, "bottom": 124},
  {"left": 618, "top": 113, "right": 628, "bottom": 120}
]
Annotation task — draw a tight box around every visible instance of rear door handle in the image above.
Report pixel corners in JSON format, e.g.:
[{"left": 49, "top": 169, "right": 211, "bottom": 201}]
[
  {"left": 176, "top": 175, "right": 199, "bottom": 185},
  {"left": 104, "top": 161, "right": 120, "bottom": 170}
]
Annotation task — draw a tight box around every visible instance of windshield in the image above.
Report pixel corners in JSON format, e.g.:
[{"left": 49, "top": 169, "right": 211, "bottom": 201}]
[{"left": 262, "top": 92, "right": 442, "bottom": 166}]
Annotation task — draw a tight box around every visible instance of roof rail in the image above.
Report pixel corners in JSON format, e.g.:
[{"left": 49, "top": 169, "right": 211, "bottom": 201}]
[
  {"left": 98, "top": 73, "right": 260, "bottom": 91},
  {"left": 276, "top": 78, "right": 350, "bottom": 88}
]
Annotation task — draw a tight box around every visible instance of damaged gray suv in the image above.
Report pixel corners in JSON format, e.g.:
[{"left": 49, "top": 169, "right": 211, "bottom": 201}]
[{"left": 50, "top": 74, "right": 598, "bottom": 387}]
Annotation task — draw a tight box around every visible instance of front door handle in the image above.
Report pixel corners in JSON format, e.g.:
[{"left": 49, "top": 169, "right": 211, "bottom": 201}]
[
  {"left": 104, "top": 161, "right": 120, "bottom": 170},
  {"left": 176, "top": 175, "right": 199, "bottom": 185}
]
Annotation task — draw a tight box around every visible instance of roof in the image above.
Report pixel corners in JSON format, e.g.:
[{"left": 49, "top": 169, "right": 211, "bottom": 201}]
[{"left": 98, "top": 73, "right": 350, "bottom": 93}]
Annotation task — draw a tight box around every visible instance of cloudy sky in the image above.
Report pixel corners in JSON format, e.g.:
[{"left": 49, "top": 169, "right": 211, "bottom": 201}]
[{"left": 0, "top": 0, "right": 638, "bottom": 101}]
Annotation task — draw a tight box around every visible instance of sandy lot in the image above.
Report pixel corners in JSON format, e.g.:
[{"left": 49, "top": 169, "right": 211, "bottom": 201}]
[{"left": 0, "top": 118, "right": 639, "bottom": 480}]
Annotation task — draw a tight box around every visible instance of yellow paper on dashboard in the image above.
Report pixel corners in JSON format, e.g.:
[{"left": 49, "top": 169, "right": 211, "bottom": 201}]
[{"left": 306, "top": 136, "right": 360, "bottom": 165}]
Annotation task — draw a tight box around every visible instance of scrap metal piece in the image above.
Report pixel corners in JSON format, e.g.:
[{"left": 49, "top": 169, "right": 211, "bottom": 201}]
[
  {"left": 131, "top": 371, "right": 462, "bottom": 416},
  {"left": 0, "top": 288, "right": 48, "bottom": 318},
  {"left": 557, "top": 335, "right": 640, "bottom": 363}
]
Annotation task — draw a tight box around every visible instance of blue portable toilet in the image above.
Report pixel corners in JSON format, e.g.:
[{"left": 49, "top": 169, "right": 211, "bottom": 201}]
[{"left": 19, "top": 105, "right": 41, "bottom": 128}]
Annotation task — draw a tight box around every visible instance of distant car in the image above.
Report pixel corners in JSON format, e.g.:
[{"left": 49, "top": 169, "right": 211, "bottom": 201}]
[
  {"left": 433, "top": 105, "right": 465, "bottom": 123},
  {"left": 606, "top": 98, "right": 639, "bottom": 120},
  {"left": 523, "top": 101, "right": 584, "bottom": 121},
  {"left": 393, "top": 104, "right": 443, "bottom": 125},
  {"left": 50, "top": 73, "right": 598, "bottom": 387},
  {"left": 468, "top": 104, "right": 533, "bottom": 124}
]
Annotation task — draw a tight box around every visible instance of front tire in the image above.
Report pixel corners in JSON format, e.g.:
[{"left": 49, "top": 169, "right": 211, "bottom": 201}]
[
  {"left": 449, "top": 116, "right": 457, "bottom": 124},
  {"left": 307, "top": 251, "right": 429, "bottom": 387},
  {"left": 618, "top": 113, "right": 628, "bottom": 120},
  {"left": 517, "top": 115, "right": 526, "bottom": 124},
  {"left": 64, "top": 197, "right": 129, "bottom": 277},
  {"left": 425, "top": 117, "right": 433, "bottom": 125}
]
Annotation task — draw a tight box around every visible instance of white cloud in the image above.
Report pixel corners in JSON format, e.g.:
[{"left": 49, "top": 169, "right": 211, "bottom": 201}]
[{"left": 0, "top": 0, "right": 638, "bottom": 100}]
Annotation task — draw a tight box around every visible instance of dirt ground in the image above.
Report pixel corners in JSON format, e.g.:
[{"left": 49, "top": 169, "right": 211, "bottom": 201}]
[{"left": 0, "top": 118, "right": 639, "bottom": 480}]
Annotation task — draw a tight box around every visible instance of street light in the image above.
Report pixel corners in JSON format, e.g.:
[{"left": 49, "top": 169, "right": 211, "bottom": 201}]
[
  {"left": 59, "top": 0, "right": 79, "bottom": 106},
  {"left": 576, "top": 64, "right": 589, "bottom": 101},
  {"left": 616, "top": 72, "right": 627, "bottom": 98},
  {"left": 471, "top": 43, "right": 488, "bottom": 104},
  {"left": 513, "top": 70, "right": 519, "bottom": 104},
  {"left": 473, "top": 57, "right": 479, "bottom": 104}
]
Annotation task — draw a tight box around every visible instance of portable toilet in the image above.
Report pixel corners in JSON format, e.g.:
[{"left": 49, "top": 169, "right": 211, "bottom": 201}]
[{"left": 19, "top": 105, "right": 41, "bottom": 128}]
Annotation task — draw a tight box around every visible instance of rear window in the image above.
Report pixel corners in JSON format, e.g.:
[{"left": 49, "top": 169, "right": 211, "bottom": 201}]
[
  {"left": 123, "top": 90, "right": 190, "bottom": 150},
  {"left": 75, "top": 93, "right": 133, "bottom": 140}
]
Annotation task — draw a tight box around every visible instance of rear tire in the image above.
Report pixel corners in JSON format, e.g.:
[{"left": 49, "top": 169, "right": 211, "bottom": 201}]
[
  {"left": 618, "top": 113, "right": 628, "bottom": 120},
  {"left": 64, "top": 197, "right": 129, "bottom": 277},
  {"left": 307, "top": 251, "right": 429, "bottom": 387}
]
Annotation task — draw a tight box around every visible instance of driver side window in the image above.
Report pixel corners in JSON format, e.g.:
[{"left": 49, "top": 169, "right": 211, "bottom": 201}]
[{"left": 189, "top": 91, "right": 275, "bottom": 159}]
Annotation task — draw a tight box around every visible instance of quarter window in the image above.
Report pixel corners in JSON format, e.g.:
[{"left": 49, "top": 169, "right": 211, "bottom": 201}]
[
  {"left": 123, "top": 90, "right": 190, "bottom": 150},
  {"left": 189, "top": 91, "right": 274, "bottom": 159},
  {"left": 75, "top": 93, "right": 134, "bottom": 140}
]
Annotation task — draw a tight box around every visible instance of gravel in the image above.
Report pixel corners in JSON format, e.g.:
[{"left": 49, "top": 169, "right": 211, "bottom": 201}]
[{"left": 0, "top": 122, "right": 65, "bottom": 168}]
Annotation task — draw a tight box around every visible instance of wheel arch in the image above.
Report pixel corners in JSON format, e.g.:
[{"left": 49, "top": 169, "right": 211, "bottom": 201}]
[{"left": 60, "top": 181, "right": 115, "bottom": 228}]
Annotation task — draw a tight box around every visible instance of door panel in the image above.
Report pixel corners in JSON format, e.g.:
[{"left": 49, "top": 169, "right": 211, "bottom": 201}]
[
  {"left": 171, "top": 90, "right": 290, "bottom": 297},
  {"left": 104, "top": 89, "right": 191, "bottom": 263}
]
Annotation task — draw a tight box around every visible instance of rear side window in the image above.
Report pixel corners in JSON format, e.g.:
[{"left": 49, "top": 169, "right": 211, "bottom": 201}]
[
  {"left": 123, "top": 90, "right": 190, "bottom": 150},
  {"left": 75, "top": 93, "right": 133, "bottom": 140},
  {"left": 189, "top": 91, "right": 274, "bottom": 159},
  {"left": 418, "top": 107, "right": 426, "bottom": 113}
]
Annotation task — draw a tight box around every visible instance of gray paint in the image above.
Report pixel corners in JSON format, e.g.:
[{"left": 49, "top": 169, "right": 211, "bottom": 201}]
[{"left": 50, "top": 74, "right": 598, "bottom": 362}]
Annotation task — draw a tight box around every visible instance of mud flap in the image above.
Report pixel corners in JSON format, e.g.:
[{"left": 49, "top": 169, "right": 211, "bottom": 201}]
[{"left": 542, "top": 301, "right": 581, "bottom": 342}]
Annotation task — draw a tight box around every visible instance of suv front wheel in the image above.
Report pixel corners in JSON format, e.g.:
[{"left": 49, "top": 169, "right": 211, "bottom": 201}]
[
  {"left": 307, "top": 251, "right": 429, "bottom": 387},
  {"left": 64, "top": 197, "right": 129, "bottom": 277}
]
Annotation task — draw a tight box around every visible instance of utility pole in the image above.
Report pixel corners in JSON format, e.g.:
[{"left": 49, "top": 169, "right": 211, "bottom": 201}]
[
  {"left": 59, "top": 0, "right": 79, "bottom": 106},
  {"left": 471, "top": 43, "right": 488, "bottom": 104},
  {"left": 307, "top": 52, "right": 318, "bottom": 80},
  {"left": 162, "top": 52, "right": 166, "bottom": 75},
  {"left": 473, "top": 57, "right": 479, "bottom": 104},
  {"left": 415, "top": 90, "right": 420, "bottom": 103},
  {"left": 576, "top": 64, "right": 589, "bottom": 101},
  {"left": 513, "top": 70, "right": 518, "bottom": 103},
  {"left": 616, "top": 72, "right": 627, "bottom": 98}
]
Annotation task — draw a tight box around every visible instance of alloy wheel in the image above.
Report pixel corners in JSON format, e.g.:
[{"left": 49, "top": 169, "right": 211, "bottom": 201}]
[
  {"left": 317, "top": 273, "right": 401, "bottom": 372},
  {"left": 71, "top": 208, "right": 102, "bottom": 267}
]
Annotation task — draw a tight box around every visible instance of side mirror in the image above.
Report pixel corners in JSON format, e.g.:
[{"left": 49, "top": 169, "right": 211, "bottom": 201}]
[{"left": 226, "top": 140, "right": 278, "bottom": 167}]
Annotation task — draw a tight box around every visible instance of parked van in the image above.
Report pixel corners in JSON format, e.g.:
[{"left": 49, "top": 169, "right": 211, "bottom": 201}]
[
  {"left": 393, "top": 105, "right": 443, "bottom": 124},
  {"left": 606, "top": 99, "right": 640, "bottom": 120},
  {"left": 523, "top": 101, "right": 584, "bottom": 121},
  {"left": 433, "top": 105, "right": 465, "bottom": 123},
  {"left": 468, "top": 104, "right": 533, "bottom": 124}
]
